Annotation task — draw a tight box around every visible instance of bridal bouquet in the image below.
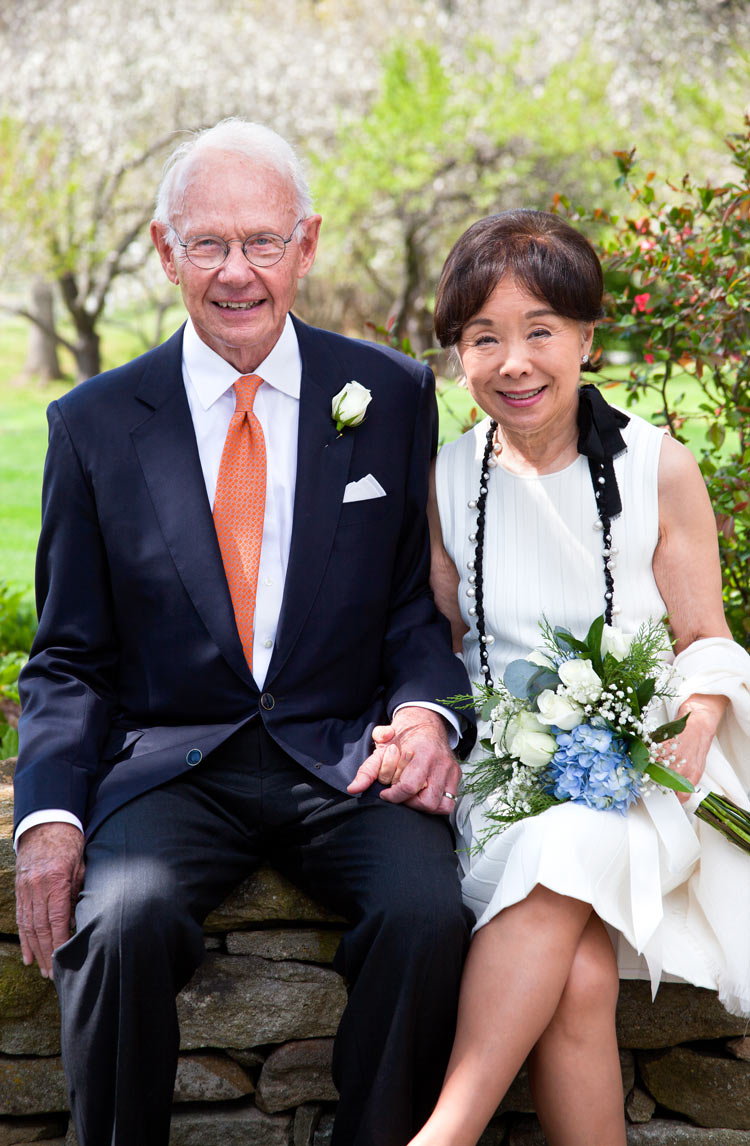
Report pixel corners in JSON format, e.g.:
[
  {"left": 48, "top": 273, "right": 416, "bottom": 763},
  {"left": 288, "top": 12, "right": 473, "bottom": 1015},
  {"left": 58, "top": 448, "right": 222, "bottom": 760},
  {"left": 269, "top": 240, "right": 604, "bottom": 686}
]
[{"left": 455, "top": 615, "right": 750, "bottom": 854}]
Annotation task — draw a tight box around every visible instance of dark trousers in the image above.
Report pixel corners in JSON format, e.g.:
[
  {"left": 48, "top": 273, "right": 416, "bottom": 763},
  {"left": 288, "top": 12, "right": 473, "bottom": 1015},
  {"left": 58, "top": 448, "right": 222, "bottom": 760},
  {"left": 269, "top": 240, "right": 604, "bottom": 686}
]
[{"left": 54, "top": 721, "right": 472, "bottom": 1146}]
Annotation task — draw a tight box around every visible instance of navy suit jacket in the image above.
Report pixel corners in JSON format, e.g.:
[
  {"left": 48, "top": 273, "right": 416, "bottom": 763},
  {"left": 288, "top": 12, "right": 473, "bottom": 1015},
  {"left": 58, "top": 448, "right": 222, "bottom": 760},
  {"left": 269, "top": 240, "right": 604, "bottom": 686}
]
[{"left": 14, "top": 317, "right": 474, "bottom": 839}]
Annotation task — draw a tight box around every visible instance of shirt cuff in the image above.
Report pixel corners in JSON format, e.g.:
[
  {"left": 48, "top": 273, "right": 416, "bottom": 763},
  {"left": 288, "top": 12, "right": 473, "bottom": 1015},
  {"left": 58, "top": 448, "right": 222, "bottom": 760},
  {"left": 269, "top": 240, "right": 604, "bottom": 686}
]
[
  {"left": 14, "top": 810, "right": 84, "bottom": 853},
  {"left": 392, "top": 701, "right": 461, "bottom": 749}
]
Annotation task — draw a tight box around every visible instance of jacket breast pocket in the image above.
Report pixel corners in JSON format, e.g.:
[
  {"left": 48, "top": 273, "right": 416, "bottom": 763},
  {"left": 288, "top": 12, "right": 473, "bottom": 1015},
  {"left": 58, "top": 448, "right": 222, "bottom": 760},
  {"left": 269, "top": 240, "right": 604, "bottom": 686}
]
[{"left": 337, "top": 497, "right": 393, "bottom": 527}]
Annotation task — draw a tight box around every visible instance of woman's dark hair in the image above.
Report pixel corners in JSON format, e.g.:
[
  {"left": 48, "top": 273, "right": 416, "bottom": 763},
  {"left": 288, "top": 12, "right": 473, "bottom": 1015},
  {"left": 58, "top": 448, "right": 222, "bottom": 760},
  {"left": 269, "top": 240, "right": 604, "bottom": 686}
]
[{"left": 434, "top": 209, "right": 604, "bottom": 351}]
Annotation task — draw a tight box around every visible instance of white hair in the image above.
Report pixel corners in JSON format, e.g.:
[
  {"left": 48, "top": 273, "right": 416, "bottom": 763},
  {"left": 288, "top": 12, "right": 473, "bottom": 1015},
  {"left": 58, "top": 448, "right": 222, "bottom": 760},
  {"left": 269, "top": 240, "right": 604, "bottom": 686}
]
[{"left": 153, "top": 118, "right": 314, "bottom": 233}]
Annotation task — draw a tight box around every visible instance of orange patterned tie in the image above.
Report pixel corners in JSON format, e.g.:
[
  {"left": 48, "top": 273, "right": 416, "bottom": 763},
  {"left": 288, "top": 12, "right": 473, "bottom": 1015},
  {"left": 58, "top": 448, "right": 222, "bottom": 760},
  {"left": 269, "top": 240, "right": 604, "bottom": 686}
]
[{"left": 213, "top": 374, "right": 267, "bottom": 672}]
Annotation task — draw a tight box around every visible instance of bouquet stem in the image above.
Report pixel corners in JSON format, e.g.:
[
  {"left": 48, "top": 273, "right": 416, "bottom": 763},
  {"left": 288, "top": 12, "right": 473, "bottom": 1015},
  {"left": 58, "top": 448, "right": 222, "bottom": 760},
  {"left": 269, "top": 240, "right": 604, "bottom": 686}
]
[{"left": 694, "top": 792, "right": 750, "bottom": 855}]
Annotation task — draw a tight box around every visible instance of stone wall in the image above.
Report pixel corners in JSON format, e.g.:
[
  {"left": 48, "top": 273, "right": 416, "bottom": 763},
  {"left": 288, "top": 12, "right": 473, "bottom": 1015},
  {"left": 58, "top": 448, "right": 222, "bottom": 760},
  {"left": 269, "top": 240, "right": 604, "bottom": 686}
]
[{"left": 2, "top": 758, "right": 749, "bottom": 1146}]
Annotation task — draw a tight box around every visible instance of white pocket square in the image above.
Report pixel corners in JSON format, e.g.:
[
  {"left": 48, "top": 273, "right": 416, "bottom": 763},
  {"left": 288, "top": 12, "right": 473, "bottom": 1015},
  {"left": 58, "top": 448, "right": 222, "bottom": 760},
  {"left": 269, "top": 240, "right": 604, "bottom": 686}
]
[{"left": 343, "top": 475, "right": 387, "bottom": 503}]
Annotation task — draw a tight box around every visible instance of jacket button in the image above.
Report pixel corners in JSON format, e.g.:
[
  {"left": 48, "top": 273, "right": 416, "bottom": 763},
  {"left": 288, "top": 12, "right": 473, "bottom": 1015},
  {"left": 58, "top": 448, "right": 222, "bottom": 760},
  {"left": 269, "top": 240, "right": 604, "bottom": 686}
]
[
  {"left": 186, "top": 748, "right": 202, "bottom": 766},
  {"left": 260, "top": 693, "right": 275, "bottom": 711}
]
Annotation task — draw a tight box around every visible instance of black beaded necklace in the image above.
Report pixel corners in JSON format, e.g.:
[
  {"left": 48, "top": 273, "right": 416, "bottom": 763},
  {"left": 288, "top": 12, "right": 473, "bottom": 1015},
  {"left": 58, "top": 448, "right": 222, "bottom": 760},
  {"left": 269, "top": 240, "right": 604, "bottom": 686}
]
[{"left": 469, "top": 384, "right": 629, "bottom": 691}]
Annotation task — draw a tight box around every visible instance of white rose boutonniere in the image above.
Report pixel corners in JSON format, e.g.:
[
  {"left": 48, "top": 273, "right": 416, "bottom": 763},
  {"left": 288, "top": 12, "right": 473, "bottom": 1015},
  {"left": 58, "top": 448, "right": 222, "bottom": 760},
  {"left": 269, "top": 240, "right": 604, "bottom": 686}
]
[{"left": 332, "top": 381, "right": 372, "bottom": 432}]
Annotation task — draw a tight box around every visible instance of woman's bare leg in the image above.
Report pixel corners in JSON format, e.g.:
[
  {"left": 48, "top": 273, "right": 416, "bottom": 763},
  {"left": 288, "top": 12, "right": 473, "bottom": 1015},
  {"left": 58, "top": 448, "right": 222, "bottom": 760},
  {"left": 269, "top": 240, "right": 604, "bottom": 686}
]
[
  {"left": 529, "top": 913, "right": 626, "bottom": 1146},
  {"left": 407, "top": 885, "right": 594, "bottom": 1146}
]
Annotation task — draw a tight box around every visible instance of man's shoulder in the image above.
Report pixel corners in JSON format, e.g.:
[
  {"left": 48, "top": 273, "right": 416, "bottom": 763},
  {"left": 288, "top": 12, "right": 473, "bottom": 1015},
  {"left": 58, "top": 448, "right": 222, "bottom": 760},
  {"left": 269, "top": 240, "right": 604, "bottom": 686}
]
[
  {"left": 295, "top": 318, "right": 433, "bottom": 388},
  {"left": 55, "top": 327, "right": 185, "bottom": 417}
]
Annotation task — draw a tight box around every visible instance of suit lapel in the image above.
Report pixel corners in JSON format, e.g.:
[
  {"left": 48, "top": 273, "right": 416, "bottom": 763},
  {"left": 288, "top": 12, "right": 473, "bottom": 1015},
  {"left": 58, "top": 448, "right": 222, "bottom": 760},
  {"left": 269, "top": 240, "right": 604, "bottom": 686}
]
[
  {"left": 130, "top": 329, "right": 254, "bottom": 689},
  {"left": 266, "top": 320, "right": 355, "bottom": 682}
]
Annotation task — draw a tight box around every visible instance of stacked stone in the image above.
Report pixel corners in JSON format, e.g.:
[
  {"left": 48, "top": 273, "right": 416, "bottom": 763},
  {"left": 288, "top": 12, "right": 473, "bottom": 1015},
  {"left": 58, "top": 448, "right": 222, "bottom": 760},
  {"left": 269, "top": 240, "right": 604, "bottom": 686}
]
[{"left": 1, "top": 758, "right": 749, "bottom": 1145}]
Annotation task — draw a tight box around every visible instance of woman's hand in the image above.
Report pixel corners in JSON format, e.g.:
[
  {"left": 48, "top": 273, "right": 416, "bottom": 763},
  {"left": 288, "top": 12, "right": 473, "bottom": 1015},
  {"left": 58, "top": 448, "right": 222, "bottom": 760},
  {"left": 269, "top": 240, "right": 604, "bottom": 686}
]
[{"left": 656, "top": 692, "right": 728, "bottom": 802}]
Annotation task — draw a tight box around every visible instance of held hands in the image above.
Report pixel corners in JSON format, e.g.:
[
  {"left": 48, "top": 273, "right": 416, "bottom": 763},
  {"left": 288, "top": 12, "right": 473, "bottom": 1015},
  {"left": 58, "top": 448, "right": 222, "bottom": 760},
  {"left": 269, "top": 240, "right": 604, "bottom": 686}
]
[
  {"left": 347, "top": 707, "right": 461, "bottom": 815},
  {"left": 15, "top": 822, "right": 85, "bottom": 978}
]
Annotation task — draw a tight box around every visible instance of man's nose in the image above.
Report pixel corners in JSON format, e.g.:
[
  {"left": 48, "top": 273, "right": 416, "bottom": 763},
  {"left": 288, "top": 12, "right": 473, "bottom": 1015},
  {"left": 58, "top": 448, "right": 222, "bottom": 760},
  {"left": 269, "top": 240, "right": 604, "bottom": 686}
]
[{"left": 217, "top": 243, "right": 258, "bottom": 283}]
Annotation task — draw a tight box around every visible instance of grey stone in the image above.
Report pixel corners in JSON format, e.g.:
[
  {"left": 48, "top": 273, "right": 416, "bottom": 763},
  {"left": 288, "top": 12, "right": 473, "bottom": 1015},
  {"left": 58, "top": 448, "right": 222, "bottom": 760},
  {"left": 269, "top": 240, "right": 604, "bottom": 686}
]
[
  {"left": 226, "top": 928, "right": 343, "bottom": 964},
  {"left": 0, "top": 783, "right": 17, "bottom": 934},
  {"left": 0, "top": 1116, "right": 66, "bottom": 1145},
  {"left": 498, "top": 1064, "right": 534, "bottom": 1114},
  {"left": 256, "top": 1038, "right": 338, "bottom": 1113},
  {"left": 509, "top": 1117, "right": 750, "bottom": 1144},
  {"left": 626, "top": 1085, "right": 657, "bottom": 1123},
  {"left": 0, "top": 1057, "right": 68, "bottom": 1116},
  {"left": 204, "top": 867, "right": 344, "bottom": 931},
  {"left": 639, "top": 1046, "right": 750, "bottom": 1130},
  {"left": 477, "top": 1119, "right": 508, "bottom": 1145},
  {"left": 0, "top": 943, "right": 61, "bottom": 1055},
  {"left": 226, "top": 1048, "right": 265, "bottom": 1073},
  {"left": 173, "top": 1054, "right": 254, "bottom": 1102},
  {"left": 313, "top": 1111, "right": 335, "bottom": 1146},
  {"left": 168, "top": 1105, "right": 291, "bottom": 1146},
  {"left": 616, "top": 982, "right": 746, "bottom": 1049},
  {"left": 507, "top": 1115, "right": 544, "bottom": 1145},
  {"left": 627, "top": 1122, "right": 750, "bottom": 1143},
  {"left": 728, "top": 1038, "right": 750, "bottom": 1062},
  {"left": 203, "top": 935, "right": 222, "bottom": 950},
  {"left": 177, "top": 953, "right": 347, "bottom": 1049},
  {"left": 294, "top": 1103, "right": 323, "bottom": 1146}
]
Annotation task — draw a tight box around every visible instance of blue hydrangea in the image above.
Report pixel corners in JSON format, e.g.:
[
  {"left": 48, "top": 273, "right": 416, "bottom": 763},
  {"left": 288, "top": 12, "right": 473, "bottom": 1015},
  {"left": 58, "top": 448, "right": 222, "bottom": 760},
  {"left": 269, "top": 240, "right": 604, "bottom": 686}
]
[{"left": 544, "top": 723, "right": 642, "bottom": 814}]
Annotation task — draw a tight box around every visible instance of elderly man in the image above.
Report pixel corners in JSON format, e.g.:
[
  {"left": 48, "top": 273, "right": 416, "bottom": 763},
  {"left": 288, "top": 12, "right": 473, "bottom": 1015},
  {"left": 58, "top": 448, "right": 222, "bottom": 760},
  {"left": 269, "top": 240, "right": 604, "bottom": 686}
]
[{"left": 13, "top": 119, "right": 474, "bottom": 1146}]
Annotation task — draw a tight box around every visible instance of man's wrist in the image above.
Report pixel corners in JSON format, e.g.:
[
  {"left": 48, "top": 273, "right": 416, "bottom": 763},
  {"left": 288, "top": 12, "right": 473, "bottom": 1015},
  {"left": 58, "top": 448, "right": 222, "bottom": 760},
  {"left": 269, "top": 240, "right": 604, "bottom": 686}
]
[
  {"left": 391, "top": 702, "right": 459, "bottom": 747},
  {"left": 15, "top": 811, "right": 84, "bottom": 853}
]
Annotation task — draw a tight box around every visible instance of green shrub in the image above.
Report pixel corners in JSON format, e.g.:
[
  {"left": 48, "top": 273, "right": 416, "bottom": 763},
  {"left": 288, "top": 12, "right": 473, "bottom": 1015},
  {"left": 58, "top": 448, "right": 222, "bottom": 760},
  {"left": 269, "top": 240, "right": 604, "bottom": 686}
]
[{"left": 561, "top": 117, "right": 750, "bottom": 646}]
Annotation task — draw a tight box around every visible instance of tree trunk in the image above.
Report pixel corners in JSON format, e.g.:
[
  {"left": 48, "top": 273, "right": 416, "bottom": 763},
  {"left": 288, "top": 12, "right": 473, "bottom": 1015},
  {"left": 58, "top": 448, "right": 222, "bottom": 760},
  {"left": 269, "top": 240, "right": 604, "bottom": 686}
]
[
  {"left": 72, "top": 326, "right": 102, "bottom": 382},
  {"left": 23, "top": 280, "right": 64, "bottom": 382}
]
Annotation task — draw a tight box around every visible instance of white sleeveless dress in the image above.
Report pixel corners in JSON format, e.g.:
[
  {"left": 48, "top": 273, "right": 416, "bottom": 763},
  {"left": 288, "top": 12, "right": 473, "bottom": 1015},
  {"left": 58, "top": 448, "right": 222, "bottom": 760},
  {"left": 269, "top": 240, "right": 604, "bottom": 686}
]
[{"left": 436, "top": 411, "right": 750, "bottom": 1017}]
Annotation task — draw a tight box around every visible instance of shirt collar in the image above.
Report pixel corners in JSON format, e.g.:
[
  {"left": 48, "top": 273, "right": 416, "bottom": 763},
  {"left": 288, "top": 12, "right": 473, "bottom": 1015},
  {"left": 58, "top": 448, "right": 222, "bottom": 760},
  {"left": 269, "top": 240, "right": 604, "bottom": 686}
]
[{"left": 182, "top": 314, "right": 302, "bottom": 411}]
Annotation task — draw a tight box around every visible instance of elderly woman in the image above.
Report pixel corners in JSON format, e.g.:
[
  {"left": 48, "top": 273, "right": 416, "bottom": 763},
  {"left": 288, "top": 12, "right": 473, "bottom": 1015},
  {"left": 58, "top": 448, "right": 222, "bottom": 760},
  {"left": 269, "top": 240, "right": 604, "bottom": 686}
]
[{"left": 393, "top": 210, "right": 750, "bottom": 1146}]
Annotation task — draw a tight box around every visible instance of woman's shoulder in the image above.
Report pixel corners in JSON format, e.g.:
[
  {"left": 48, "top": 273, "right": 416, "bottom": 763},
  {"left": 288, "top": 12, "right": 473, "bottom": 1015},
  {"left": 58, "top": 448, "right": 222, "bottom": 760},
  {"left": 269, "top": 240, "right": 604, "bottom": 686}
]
[{"left": 437, "top": 416, "right": 492, "bottom": 470}]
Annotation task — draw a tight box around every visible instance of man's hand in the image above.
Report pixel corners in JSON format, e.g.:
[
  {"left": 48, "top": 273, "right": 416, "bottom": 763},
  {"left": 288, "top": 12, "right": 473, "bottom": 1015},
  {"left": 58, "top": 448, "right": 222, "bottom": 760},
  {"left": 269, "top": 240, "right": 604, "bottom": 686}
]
[
  {"left": 348, "top": 707, "right": 461, "bottom": 815},
  {"left": 15, "top": 823, "right": 85, "bottom": 978}
]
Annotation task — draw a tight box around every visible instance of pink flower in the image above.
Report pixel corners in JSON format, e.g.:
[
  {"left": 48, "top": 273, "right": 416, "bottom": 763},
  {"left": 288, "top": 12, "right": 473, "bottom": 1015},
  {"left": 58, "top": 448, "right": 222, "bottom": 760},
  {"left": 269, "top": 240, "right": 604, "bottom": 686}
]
[
  {"left": 644, "top": 353, "right": 655, "bottom": 364},
  {"left": 633, "top": 293, "right": 652, "bottom": 312}
]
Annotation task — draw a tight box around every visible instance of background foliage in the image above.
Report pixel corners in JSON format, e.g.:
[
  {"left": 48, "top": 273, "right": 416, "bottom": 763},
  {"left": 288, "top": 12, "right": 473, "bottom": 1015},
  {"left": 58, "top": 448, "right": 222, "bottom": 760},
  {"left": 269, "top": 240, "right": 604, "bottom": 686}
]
[{"left": 1, "top": 0, "right": 749, "bottom": 725}]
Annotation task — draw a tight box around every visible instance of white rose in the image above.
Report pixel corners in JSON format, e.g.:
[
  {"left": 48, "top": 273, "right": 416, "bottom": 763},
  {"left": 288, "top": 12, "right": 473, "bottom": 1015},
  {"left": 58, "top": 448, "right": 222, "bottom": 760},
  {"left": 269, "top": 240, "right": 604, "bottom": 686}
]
[
  {"left": 332, "top": 381, "right": 372, "bottom": 430},
  {"left": 527, "top": 648, "right": 556, "bottom": 670},
  {"left": 506, "top": 710, "right": 557, "bottom": 769},
  {"left": 557, "top": 657, "right": 603, "bottom": 704},
  {"left": 600, "top": 624, "right": 633, "bottom": 662},
  {"left": 535, "top": 688, "right": 585, "bottom": 730}
]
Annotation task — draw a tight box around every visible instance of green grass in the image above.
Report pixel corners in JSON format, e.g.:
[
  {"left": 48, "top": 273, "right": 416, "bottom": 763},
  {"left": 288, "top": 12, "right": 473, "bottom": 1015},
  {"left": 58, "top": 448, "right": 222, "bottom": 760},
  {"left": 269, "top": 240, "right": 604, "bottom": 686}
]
[
  {"left": 0, "top": 310, "right": 723, "bottom": 603},
  {"left": 0, "top": 308, "right": 185, "bottom": 600}
]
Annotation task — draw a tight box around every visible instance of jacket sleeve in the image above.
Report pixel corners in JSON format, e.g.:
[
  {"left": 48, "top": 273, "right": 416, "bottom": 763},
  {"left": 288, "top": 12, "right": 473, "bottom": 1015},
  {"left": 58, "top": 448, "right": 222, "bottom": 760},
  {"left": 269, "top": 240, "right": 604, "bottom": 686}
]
[
  {"left": 380, "top": 364, "right": 476, "bottom": 756},
  {"left": 14, "top": 401, "right": 120, "bottom": 829}
]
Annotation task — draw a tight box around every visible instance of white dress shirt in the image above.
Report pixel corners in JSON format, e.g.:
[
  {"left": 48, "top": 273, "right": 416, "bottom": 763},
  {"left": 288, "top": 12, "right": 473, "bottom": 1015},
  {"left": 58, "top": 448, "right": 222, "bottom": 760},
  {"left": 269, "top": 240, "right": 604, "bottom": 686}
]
[{"left": 16, "top": 316, "right": 458, "bottom": 845}]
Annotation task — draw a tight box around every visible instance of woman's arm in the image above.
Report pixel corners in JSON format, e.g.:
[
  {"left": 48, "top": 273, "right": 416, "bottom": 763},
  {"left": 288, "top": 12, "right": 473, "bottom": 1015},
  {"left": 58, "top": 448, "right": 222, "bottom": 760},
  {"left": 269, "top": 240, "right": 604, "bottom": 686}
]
[
  {"left": 652, "top": 435, "right": 731, "bottom": 791},
  {"left": 428, "top": 461, "right": 468, "bottom": 654}
]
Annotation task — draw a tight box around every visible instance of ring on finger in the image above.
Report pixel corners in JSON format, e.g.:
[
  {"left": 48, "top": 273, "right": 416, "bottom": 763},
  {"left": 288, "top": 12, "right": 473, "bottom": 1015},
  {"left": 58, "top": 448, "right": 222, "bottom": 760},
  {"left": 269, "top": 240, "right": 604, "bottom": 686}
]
[{"left": 442, "top": 791, "right": 458, "bottom": 802}]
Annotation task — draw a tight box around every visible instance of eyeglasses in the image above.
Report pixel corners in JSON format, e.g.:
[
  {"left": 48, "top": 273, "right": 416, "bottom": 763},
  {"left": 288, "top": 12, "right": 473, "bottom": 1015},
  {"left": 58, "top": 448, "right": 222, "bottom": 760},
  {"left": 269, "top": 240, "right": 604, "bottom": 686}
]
[{"left": 171, "top": 219, "right": 305, "bottom": 269}]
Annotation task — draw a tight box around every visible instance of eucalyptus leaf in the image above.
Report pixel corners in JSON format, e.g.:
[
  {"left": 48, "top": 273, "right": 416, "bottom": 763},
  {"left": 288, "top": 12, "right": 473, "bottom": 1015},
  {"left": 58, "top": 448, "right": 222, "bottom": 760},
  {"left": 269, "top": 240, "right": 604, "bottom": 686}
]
[
  {"left": 503, "top": 659, "right": 541, "bottom": 699},
  {"left": 553, "top": 627, "right": 587, "bottom": 655},
  {"left": 481, "top": 698, "right": 497, "bottom": 722}
]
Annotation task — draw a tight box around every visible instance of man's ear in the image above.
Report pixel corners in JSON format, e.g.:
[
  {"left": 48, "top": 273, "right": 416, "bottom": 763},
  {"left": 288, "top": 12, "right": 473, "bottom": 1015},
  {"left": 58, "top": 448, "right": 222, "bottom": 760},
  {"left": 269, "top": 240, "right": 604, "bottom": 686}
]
[
  {"left": 296, "top": 214, "right": 323, "bottom": 281},
  {"left": 150, "top": 221, "right": 180, "bottom": 286}
]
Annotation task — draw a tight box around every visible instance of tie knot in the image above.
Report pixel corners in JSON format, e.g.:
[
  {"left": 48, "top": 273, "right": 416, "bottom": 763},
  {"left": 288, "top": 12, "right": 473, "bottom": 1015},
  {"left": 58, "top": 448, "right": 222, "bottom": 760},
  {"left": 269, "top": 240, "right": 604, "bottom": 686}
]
[{"left": 234, "top": 374, "right": 263, "bottom": 413}]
